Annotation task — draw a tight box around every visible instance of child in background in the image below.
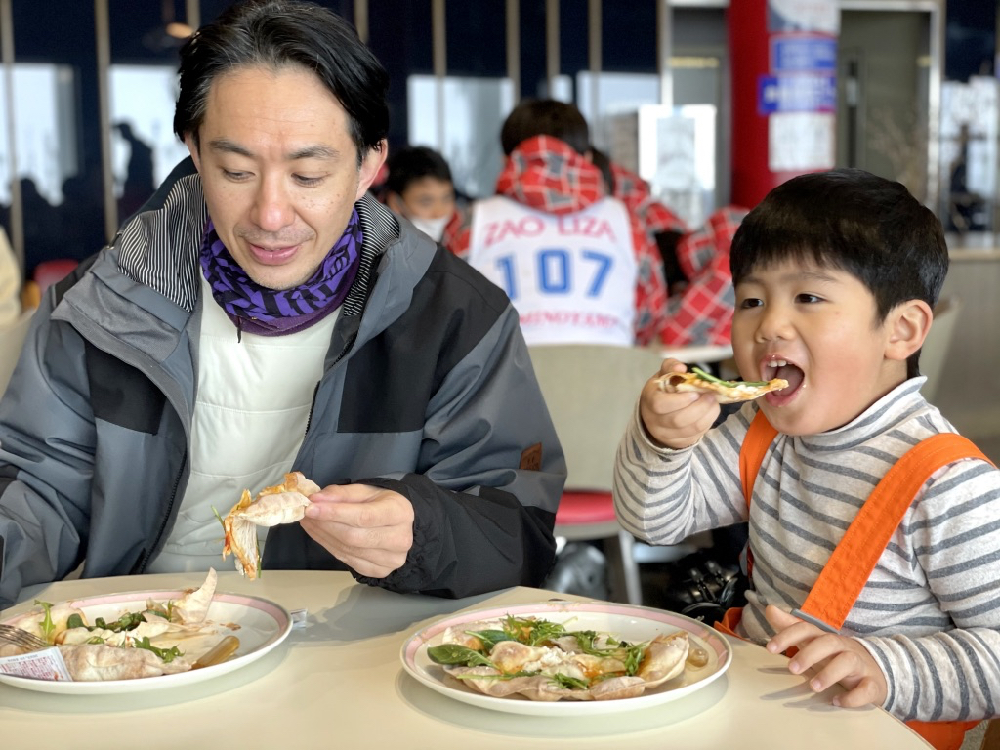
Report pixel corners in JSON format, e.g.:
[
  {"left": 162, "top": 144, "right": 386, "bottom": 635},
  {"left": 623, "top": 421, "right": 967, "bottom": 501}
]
[
  {"left": 613, "top": 168, "right": 1000, "bottom": 750},
  {"left": 382, "top": 145, "right": 459, "bottom": 245}
]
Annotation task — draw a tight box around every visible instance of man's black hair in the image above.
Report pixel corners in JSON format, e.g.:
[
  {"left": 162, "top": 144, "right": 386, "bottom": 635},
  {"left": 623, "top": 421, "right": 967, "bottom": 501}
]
[
  {"left": 500, "top": 99, "right": 590, "bottom": 156},
  {"left": 730, "top": 168, "right": 949, "bottom": 379},
  {"left": 173, "top": 0, "right": 389, "bottom": 166},
  {"left": 385, "top": 146, "right": 453, "bottom": 196}
]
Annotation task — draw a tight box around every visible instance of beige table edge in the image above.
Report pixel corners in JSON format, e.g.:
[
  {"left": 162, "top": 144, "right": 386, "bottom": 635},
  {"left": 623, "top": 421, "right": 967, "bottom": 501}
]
[{"left": 0, "top": 570, "right": 931, "bottom": 750}]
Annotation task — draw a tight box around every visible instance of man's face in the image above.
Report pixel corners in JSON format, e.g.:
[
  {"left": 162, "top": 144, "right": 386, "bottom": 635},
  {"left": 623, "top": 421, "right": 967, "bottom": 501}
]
[
  {"left": 387, "top": 177, "right": 455, "bottom": 221},
  {"left": 187, "top": 65, "right": 386, "bottom": 290},
  {"left": 731, "top": 259, "right": 904, "bottom": 436}
]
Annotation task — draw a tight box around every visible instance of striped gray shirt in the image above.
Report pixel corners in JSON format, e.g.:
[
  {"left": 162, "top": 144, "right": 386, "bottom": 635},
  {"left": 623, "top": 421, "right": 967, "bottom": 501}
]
[{"left": 613, "top": 378, "right": 1000, "bottom": 722}]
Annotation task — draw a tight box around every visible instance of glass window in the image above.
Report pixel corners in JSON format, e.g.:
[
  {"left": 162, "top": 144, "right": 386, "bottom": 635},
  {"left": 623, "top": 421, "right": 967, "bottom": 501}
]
[{"left": 8, "top": 1, "right": 102, "bottom": 275}]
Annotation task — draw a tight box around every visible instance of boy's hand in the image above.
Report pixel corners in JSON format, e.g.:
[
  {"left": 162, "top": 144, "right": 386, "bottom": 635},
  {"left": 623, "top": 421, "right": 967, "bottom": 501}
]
[
  {"left": 764, "top": 604, "right": 888, "bottom": 708},
  {"left": 640, "top": 359, "right": 721, "bottom": 449}
]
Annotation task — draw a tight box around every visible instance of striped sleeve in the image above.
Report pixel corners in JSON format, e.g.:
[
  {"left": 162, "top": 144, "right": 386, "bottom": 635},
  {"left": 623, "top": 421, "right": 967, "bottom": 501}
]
[
  {"left": 860, "top": 458, "right": 1000, "bottom": 722},
  {"left": 613, "top": 402, "right": 751, "bottom": 544}
]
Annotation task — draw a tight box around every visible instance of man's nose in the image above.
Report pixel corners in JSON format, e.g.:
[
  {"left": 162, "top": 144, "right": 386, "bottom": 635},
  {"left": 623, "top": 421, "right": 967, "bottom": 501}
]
[{"left": 252, "top": 177, "right": 295, "bottom": 231}]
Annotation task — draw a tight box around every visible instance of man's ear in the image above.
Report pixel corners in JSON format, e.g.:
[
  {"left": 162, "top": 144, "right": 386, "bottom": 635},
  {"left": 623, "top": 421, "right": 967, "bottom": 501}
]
[
  {"left": 184, "top": 133, "right": 202, "bottom": 172},
  {"left": 355, "top": 139, "right": 388, "bottom": 200},
  {"left": 885, "top": 299, "right": 934, "bottom": 361}
]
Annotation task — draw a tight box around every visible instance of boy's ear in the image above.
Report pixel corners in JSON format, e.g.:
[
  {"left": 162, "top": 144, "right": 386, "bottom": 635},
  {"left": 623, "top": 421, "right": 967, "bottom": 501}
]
[{"left": 885, "top": 300, "right": 934, "bottom": 361}]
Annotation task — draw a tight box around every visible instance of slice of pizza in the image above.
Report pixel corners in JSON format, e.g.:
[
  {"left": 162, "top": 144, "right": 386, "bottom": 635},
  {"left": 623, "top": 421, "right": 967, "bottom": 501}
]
[
  {"left": 655, "top": 366, "right": 787, "bottom": 404},
  {"left": 220, "top": 472, "right": 321, "bottom": 580}
]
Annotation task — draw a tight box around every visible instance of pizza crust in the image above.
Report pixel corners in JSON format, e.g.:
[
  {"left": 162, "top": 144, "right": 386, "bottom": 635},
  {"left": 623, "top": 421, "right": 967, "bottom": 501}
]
[
  {"left": 223, "top": 472, "right": 321, "bottom": 579},
  {"left": 656, "top": 371, "right": 788, "bottom": 403}
]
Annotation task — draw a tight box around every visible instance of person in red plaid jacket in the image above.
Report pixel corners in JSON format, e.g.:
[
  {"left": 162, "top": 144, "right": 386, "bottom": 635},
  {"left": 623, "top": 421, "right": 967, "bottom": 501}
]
[
  {"left": 592, "top": 151, "right": 748, "bottom": 349},
  {"left": 447, "top": 100, "right": 668, "bottom": 347}
]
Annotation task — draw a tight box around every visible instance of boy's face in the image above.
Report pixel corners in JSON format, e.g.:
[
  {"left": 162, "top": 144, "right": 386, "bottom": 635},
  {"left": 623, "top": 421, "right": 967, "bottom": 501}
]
[
  {"left": 731, "top": 259, "right": 908, "bottom": 436},
  {"left": 388, "top": 177, "right": 455, "bottom": 221}
]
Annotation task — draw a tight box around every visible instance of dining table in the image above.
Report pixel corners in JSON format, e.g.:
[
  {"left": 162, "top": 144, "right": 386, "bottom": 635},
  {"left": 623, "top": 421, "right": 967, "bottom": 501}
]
[{"left": 0, "top": 569, "right": 933, "bottom": 749}]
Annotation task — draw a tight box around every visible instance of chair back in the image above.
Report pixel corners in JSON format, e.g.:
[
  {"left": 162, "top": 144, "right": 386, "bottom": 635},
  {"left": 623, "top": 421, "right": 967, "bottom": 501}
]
[
  {"left": 0, "top": 309, "right": 34, "bottom": 398},
  {"left": 33, "top": 259, "right": 78, "bottom": 296},
  {"left": 528, "top": 344, "right": 665, "bottom": 492},
  {"left": 921, "top": 297, "right": 960, "bottom": 403}
]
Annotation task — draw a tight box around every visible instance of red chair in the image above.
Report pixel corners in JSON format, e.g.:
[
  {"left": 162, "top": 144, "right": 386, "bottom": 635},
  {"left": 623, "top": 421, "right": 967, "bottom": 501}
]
[
  {"left": 529, "top": 344, "right": 703, "bottom": 604},
  {"left": 33, "top": 259, "right": 79, "bottom": 295}
]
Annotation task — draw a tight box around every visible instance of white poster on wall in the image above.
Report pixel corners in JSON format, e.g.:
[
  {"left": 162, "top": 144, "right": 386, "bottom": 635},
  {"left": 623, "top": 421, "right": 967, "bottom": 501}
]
[{"left": 768, "top": 111, "right": 835, "bottom": 171}]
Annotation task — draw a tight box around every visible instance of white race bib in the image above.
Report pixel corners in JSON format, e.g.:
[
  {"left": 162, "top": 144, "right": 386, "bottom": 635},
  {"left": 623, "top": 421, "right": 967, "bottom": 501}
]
[{"left": 468, "top": 196, "right": 638, "bottom": 346}]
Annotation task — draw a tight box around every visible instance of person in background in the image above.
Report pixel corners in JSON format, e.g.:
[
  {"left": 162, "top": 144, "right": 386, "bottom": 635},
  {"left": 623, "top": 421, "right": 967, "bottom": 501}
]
[
  {"left": 0, "top": 227, "right": 20, "bottom": 328},
  {"left": 382, "top": 145, "right": 461, "bottom": 246},
  {"left": 0, "top": 0, "right": 563, "bottom": 609},
  {"left": 613, "top": 168, "right": 1000, "bottom": 750},
  {"left": 590, "top": 146, "right": 746, "bottom": 349},
  {"left": 448, "top": 99, "right": 667, "bottom": 347}
]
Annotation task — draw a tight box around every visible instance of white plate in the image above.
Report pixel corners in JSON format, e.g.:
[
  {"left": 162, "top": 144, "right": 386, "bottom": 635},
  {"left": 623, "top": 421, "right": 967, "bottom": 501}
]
[
  {"left": 0, "top": 589, "right": 292, "bottom": 695},
  {"left": 400, "top": 600, "right": 731, "bottom": 716}
]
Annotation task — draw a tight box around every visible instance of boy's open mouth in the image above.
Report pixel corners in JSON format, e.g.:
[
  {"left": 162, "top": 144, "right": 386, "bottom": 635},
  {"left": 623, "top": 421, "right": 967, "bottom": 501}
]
[{"left": 762, "top": 358, "right": 805, "bottom": 403}]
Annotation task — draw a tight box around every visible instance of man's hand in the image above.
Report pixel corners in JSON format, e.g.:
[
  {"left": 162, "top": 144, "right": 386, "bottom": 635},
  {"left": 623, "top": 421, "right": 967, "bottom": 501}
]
[
  {"left": 301, "top": 483, "right": 415, "bottom": 579},
  {"left": 640, "top": 359, "right": 720, "bottom": 449},
  {"left": 764, "top": 604, "right": 888, "bottom": 708}
]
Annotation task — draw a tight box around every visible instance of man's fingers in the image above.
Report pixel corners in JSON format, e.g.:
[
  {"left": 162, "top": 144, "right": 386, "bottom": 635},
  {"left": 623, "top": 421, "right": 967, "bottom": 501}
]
[
  {"left": 306, "top": 497, "right": 413, "bottom": 528},
  {"left": 311, "top": 482, "right": 380, "bottom": 503},
  {"left": 302, "top": 517, "right": 412, "bottom": 552}
]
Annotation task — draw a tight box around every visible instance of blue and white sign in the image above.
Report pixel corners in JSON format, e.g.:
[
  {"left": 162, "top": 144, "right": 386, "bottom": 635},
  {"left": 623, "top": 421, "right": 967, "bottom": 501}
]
[
  {"left": 771, "top": 36, "right": 837, "bottom": 72},
  {"left": 758, "top": 74, "right": 837, "bottom": 114}
]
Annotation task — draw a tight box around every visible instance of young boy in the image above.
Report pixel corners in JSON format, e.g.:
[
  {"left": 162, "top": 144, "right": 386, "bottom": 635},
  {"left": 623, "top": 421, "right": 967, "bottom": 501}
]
[
  {"left": 382, "top": 145, "right": 459, "bottom": 244},
  {"left": 613, "top": 169, "right": 1000, "bottom": 748}
]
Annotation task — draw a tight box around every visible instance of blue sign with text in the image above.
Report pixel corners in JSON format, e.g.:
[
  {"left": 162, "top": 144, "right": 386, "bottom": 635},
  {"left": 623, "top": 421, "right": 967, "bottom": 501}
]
[
  {"left": 771, "top": 36, "right": 837, "bottom": 72},
  {"left": 758, "top": 74, "right": 837, "bottom": 114}
]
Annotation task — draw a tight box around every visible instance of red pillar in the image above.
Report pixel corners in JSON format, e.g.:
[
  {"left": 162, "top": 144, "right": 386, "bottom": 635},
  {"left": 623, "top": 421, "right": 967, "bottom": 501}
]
[{"left": 729, "top": 0, "right": 839, "bottom": 209}]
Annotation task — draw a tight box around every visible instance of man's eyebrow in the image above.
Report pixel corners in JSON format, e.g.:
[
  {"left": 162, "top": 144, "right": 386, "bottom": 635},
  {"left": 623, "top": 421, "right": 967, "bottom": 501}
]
[
  {"left": 287, "top": 144, "right": 341, "bottom": 161},
  {"left": 207, "top": 138, "right": 254, "bottom": 157},
  {"left": 205, "top": 140, "right": 341, "bottom": 161}
]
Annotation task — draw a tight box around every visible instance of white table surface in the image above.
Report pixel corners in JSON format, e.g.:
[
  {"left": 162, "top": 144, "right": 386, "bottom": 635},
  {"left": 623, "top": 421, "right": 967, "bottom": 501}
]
[{"left": 0, "top": 570, "right": 931, "bottom": 749}]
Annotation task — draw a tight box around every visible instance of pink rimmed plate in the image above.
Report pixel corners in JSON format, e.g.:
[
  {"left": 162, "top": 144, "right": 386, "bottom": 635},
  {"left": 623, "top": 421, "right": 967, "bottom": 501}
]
[
  {"left": 400, "top": 601, "right": 731, "bottom": 716},
  {"left": 0, "top": 589, "right": 292, "bottom": 695}
]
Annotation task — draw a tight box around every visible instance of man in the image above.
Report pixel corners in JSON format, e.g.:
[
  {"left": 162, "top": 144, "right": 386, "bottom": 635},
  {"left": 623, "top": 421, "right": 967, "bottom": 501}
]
[
  {"left": 0, "top": 0, "right": 563, "bottom": 608},
  {"left": 448, "top": 99, "right": 668, "bottom": 347},
  {"left": 382, "top": 145, "right": 460, "bottom": 245}
]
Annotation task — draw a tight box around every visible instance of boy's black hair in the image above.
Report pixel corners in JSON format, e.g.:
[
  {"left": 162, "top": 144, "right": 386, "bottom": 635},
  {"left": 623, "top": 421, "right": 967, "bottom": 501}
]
[
  {"left": 174, "top": 0, "right": 389, "bottom": 167},
  {"left": 385, "top": 146, "right": 453, "bottom": 196},
  {"left": 729, "top": 168, "right": 949, "bottom": 379},
  {"left": 500, "top": 99, "right": 590, "bottom": 156}
]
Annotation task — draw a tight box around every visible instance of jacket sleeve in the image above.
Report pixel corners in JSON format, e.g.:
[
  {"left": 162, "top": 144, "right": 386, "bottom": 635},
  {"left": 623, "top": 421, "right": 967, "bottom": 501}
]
[
  {"left": 0, "top": 300, "right": 92, "bottom": 609},
  {"left": 350, "top": 309, "right": 563, "bottom": 598},
  {"left": 613, "top": 401, "right": 750, "bottom": 544}
]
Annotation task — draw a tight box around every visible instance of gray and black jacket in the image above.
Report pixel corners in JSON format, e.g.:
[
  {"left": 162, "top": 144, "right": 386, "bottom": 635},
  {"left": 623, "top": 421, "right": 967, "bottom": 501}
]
[{"left": 0, "top": 159, "right": 564, "bottom": 609}]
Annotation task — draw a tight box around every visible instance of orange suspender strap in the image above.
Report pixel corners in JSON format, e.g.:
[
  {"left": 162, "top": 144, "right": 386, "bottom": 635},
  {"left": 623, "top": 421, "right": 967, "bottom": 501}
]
[
  {"left": 732, "top": 421, "right": 995, "bottom": 750},
  {"left": 799, "top": 433, "right": 995, "bottom": 630},
  {"left": 738, "top": 410, "right": 778, "bottom": 508}
]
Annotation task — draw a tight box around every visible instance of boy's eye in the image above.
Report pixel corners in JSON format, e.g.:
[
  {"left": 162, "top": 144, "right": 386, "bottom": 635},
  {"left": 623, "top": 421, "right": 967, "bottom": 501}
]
[
  {"left": 739, "top": 297, "right": 763, "bottom": 309},
  {"left": 796, "top": 293, "right": 822, "bottom": 304}
]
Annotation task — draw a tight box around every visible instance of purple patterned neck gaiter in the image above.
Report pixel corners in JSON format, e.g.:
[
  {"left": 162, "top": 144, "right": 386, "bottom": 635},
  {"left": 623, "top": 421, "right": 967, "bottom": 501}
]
[{"left": 199, "top": 210, "right": 363, "bottom": 337}]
